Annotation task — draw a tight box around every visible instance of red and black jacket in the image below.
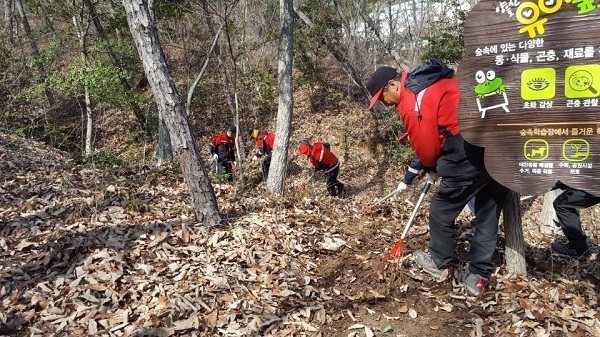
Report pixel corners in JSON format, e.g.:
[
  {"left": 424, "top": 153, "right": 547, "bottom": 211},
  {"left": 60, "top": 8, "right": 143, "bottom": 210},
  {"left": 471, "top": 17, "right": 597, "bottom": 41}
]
[
  {"left": 255, "top": 130, "right": 275, "bottom": 157},
  {"left": 209, "top": 133, "right": 236, "bottom": 163},
  {"left": 308, "top": 142, "right": 338, "bottom": 172},
  {"left": 398, "top": 60, "right": 485, "bottom": 180}
]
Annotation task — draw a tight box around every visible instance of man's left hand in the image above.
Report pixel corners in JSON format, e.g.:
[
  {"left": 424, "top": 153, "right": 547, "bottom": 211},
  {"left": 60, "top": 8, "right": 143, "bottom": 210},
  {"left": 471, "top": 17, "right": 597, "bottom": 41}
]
[{"left": 397, "top": 182, "right": 408, "bottom": 192}]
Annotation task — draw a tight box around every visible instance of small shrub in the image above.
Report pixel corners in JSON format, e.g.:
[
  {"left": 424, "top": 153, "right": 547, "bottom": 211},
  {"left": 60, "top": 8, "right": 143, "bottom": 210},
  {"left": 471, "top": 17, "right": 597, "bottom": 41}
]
[{"left": 91, "top": 152, "right": 123, "bottom": 169}]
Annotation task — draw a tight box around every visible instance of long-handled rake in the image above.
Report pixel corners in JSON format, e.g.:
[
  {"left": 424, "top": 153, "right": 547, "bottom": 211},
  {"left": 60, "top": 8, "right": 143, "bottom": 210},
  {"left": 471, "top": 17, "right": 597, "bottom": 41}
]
[
  {"left": 363, "top": 188, "right": 401, "bottom": 213},
  {"left": 301, "top": 171, "right": 316, "bottom": 190},
  {"left": 384, "top": 178, "right": 434, "bottom": 266}
]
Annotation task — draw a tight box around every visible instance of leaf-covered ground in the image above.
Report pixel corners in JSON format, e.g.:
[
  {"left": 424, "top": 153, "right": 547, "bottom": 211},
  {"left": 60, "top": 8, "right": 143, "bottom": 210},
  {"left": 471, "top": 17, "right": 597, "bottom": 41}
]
[{"left": 1, "top": 133, "right": 600, "bottom": 337}]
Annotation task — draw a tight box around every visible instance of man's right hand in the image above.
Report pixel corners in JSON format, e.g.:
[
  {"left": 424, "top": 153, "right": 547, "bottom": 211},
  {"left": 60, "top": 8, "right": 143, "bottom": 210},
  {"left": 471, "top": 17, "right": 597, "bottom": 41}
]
[{"left": 212, "top": 154, "right": 219, "bottom": 162}]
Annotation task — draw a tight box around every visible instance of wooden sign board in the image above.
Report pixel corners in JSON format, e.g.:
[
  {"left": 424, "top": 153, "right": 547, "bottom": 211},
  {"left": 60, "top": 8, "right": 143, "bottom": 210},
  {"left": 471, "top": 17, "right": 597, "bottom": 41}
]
[{"left": 457, "top": 0, "right": 600, "bottom": 196}]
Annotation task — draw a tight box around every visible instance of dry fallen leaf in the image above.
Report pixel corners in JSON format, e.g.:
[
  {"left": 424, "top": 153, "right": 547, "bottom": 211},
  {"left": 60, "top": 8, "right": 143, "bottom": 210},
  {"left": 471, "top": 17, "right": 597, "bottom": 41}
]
[{"left": 2, "top": 133, "right": 600, "bottom": 337}]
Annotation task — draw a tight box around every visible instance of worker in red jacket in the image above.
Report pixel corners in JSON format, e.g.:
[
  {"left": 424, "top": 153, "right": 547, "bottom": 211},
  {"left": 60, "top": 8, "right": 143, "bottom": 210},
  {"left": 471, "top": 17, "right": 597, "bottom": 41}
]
[
  {"left": 299, "top": 141, "right": 344, "bottom": 196},
  {"left": 209, "top": 126, "right": 237, "bottom": 182},
  {"left": 367, "top": 60, "right": 508, "bottom": 296},
  {"left": 250, "top": 129, "right": 275, "bottom": 181}
]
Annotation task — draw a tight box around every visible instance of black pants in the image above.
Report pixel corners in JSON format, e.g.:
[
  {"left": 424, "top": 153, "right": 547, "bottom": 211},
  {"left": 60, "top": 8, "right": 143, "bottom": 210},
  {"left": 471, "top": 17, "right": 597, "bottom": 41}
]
[
  {"left": 215, "top": 161, "right": 233, "bottom": 182},
  {"left": 325, "top": 163, "right": 343, "bottom": 196},
  {"left": 553, "top": 187, "right": 600, "bottom": 251},
  {"left": 428, "top": 174, "right": 508, "bottom": 278},
  {"left": 262, "top": 154, "right": 272, "bottom": 181}
]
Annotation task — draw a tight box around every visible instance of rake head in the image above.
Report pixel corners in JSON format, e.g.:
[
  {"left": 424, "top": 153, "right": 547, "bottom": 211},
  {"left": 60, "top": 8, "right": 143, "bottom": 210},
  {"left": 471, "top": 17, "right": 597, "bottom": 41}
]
[{"left": 383, "top": 238, "right": 405, "bottom": 268}]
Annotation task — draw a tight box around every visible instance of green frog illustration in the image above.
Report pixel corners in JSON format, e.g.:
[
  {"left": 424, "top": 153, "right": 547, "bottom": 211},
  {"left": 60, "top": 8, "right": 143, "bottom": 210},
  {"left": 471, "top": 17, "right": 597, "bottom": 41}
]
[{"left": 474, "top": 70, "right": 507, "bottom": 98}]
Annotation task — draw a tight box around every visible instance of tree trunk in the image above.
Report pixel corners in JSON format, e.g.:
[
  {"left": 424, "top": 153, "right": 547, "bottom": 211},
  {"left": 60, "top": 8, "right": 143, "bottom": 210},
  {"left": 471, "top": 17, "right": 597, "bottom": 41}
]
[
  {"left": 72, "top": 13, "right": 94, "bottom": 159},
  {"left": 156, "top": 112, "right": 173, "bottom": 165},
  {"left": 186, "top": 26, "right": 222, "bottom": 118},
  {"left": 540, "top": 189, "right": 561, "bottom": 235},
  {"left": 15, "top": 0, "right": 54, "bottom": 106},
  {"left": 84, "top": 85, "right": 93, "bottom": 157},
  {"left": 4, "top": 0, "right": 13, "bottom": 42},
  {"left": 123, "top": 0, "right": 220, "bottom": 226},
  {"left": 504, "top": 190, "right": 527, "bottom": 274},
  {"left": 266, "top": 0, "right": 294, "bottom": 196}
]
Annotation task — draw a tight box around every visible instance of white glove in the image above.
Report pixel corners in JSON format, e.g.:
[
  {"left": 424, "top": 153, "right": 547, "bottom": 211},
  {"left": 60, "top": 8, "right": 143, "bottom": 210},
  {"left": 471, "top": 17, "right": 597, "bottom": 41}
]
[
  {"left": 397, "top": 181, "right": 408, "bottom": 191},
  {"left": 212, "top": 154, "right": 218, "bottom": 162},
  {"left": 427, "top": 172, "right": 439, "bottom": 183},
  {"left": 252, "top": 155, "right": 258, "bottom": 161}
]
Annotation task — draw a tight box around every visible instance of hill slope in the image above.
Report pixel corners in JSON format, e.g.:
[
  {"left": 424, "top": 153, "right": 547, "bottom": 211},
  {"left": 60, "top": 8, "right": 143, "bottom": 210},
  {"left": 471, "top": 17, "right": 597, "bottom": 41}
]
[{"left": 2, "top": 108, "right": 600, "bottom": 337}]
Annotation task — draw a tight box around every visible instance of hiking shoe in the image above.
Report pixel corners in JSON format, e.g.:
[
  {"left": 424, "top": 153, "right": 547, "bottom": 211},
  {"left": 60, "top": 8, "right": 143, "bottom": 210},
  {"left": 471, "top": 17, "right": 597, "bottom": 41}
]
[
  {"left": 551, "top": 243, "right": 590, "bottom": 258},
  {"left": 337, "top": 183, "right": 345, "bottom": 196},
  {"left": 460, "top": 270, "right": 488, "bottom": 296},
  {"left": 413, "top": 250, "right": 451, "bottom": 279}
]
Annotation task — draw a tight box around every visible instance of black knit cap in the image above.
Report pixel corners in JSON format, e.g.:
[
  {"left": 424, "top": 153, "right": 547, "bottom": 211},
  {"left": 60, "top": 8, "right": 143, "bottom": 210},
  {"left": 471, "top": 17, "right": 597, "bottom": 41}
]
[
  {"left": 366, "top": 66, "right": 398, "bottom": 110},
  {"left": 228, "top": 125, "right": 237, "bottom": 133}
]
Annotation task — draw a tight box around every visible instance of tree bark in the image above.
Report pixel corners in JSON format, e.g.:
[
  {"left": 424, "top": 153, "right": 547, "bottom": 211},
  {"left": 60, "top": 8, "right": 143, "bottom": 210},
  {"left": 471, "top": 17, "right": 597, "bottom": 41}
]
[
  {"left": 540, "top": 189, "right": 561, "bottom": 235},
  {"left": 504, "top": 190, "right": 527, "bottom": 274},
  {"left": 123, "top": 0, "right": 220, "bottom": 226},
  {"left": 266, "top": 0, "right": 294, "bottom": 195},
  {"left": 3, "top": 0, "right": 13, "bottom": 42},
  {"left": 156, "top": 113, "right": 173, "bottom": 165}
]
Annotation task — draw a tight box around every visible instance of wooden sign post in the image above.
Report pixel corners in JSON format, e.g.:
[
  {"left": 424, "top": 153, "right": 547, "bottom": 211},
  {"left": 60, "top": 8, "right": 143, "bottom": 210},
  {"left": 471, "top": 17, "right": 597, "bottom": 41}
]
[{"left": 457, "top": 0, "right": 600, "bottom": 196}]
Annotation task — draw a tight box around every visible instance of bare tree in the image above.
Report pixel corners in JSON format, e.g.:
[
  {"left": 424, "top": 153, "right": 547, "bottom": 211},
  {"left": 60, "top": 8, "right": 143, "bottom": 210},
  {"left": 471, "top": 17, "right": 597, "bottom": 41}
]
[
  {"left": 201, "top": 0, "right": 237, "bottom": 120},
  {"left": 540, "top": 189, "right": 561, "bottom": 234},
  {"left": 3, "top": 0, "right": 12, "bottom": 41},
  {"left": 347, "top": 0, "right": 410, "bottom": 71},
  {"left": 72, "top": 11, "right": 94, "bottom": 158},
  {"left": 266, "top": 0, "right": 293, "bottom": 195},
  {"left": 293, "top": 5, "right": 368, "bottom": 97},
  {"left": 186, "top": 26, "right": 222, "bottom": 118},
  {"left": 122, "top": 0, "right": 220, "bottom": 226},
  {"left": 82, "top": 0, "right": 151, "bottom": 137},
  {"left": 15, "top": 0, "right": 54, "bottom": 105},
  {"left": 504, "top": 190, "right": 527, "bottom": 274}
]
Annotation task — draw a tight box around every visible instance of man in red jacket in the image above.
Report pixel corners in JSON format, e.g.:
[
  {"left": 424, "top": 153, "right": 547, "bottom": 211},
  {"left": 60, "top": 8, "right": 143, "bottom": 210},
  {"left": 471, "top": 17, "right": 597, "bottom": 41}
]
[
  {"left": 209, "top": 126, "right": 237, "bottom": 183},
  {"left": 250, "top": 129, "right": 275, "bottom": 181},
  {"left": 367, "top": 60, "right": 508, "bottom": 296},
  {"left": 299, "top": 141, "right": 344, "bottom": 196}
]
